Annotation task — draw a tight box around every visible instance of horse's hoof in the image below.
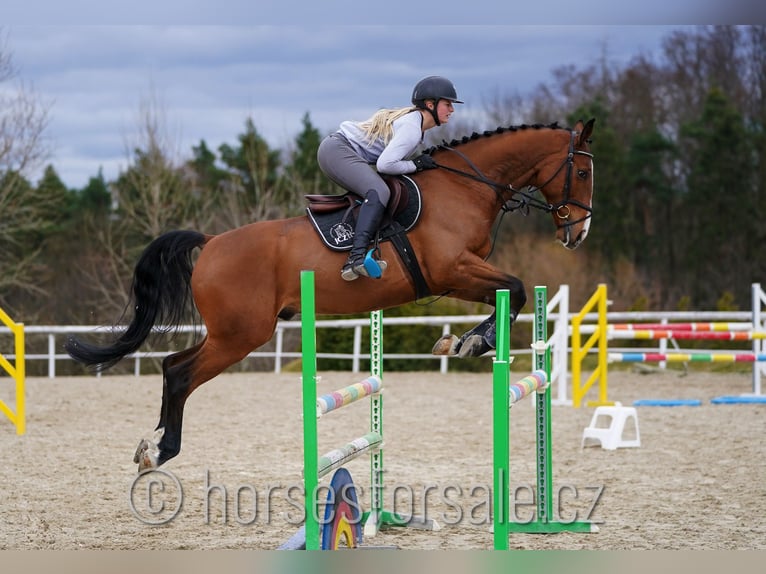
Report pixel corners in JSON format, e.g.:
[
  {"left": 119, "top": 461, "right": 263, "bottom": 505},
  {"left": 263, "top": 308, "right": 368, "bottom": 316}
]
[
  {"left": 133, "top": 428, "right": 163, "bottom": 471},
  {"left": 457, "top": 334, "right": 490, "bottom": 358},
  {"left": 432, "top": 334, "right": 459, "bottom": 356},
  {"left": 133, "top": 439, "right": 159, "bottom": 471}
]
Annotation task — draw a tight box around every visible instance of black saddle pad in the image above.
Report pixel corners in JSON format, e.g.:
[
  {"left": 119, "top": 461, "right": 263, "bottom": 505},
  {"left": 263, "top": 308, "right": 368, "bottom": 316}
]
[{"left": 306, "top": 175, "right": 422, "bottom": 251}]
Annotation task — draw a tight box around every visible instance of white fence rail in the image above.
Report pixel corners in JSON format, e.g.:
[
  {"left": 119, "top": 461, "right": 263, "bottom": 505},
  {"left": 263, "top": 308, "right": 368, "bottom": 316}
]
[
  {"left": 3, "top": 282, "right": 764, "bottom": 401},
  {"left": 0, "top": 310, "right": 757, "bottom": 376},
  {"left": 2, "top": 313, "right": 534, "bottom": 378}
]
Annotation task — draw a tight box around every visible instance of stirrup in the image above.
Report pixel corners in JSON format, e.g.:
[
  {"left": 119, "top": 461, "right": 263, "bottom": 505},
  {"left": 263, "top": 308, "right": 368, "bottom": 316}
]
[
  {"left": 359, "top": 249, "right": 387, "bottom": 279},
  {"left": 341, "top": 250, "right": 387, "bottom": 281}
]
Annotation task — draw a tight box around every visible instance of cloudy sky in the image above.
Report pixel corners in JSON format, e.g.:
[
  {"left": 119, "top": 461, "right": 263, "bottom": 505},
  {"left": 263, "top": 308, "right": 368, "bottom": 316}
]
[{"left": 3, "top": 2, "right": 760, "bottom": 189}]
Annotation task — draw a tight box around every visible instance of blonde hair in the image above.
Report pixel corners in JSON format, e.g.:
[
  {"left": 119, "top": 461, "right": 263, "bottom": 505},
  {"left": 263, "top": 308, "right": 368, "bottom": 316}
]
[{"left": 359, "top": 106, "right": 419, "bottom": 145}]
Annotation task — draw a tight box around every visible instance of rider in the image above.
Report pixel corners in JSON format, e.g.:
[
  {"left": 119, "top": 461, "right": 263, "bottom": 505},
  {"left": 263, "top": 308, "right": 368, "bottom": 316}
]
[{"left": 317, "top": 75, "right": 463, "bottom": 281}]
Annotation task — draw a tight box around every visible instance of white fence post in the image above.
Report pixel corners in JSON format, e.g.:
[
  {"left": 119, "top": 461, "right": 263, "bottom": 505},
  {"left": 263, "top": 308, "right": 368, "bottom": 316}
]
[
  {"left": 274, "top": 327, "right": 284, "bottom": 373},
  {"left": 352, "top": 325, "right": 363, "bottom": 373},
  {"left": 753, "top": 283, "right": 765, "bottom": 395},
  {"left": 548, "top": 284, "right": 570, "bottom": 405},
  {"left": 48, "top": 334, "right": 56, "bottom": 378}
]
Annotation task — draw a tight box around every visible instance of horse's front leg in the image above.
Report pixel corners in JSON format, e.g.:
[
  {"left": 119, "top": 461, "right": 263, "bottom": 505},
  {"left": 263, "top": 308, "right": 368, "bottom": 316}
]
[
  {"left": 431, "top": 269, "right": 526, "bottom": 358},
  {"left": 458, "top": 313, "right": 499, "bottom": 357},
  {"left": 431, "top": 311, "right": 501, "bottom": 358}
]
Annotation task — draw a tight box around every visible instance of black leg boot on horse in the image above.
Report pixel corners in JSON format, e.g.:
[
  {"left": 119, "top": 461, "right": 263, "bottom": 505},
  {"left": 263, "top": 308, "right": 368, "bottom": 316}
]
[{"left": 341, "top": 190, "right": 388, "bottom": 281}]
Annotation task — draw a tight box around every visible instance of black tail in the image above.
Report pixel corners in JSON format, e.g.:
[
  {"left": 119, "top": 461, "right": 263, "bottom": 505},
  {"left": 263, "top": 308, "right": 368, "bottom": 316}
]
[{"left": 65, "top": 230, "right": 208, "bottom": 371}]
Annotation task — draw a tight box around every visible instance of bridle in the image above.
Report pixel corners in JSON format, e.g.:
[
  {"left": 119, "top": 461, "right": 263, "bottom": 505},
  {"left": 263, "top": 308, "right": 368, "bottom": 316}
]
[{"left": 432, "top": 130, "right": 594, "bottom": 230}]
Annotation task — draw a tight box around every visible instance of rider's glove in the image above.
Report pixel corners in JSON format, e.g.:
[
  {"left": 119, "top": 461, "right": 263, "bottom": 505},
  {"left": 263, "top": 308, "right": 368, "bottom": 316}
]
[{"left": 412, "top": 154, "right": 437, "bottom": 172}]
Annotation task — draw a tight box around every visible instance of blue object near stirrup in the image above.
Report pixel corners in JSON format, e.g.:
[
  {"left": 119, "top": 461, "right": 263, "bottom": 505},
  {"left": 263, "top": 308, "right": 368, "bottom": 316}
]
[{"left": 363, "top": 249, "right": 383, "bottom": 279}]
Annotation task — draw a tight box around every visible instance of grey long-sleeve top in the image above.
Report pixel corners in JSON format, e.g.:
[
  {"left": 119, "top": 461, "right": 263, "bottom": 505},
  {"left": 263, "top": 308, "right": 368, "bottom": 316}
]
[{"left": 337, "top": 110, "right": 425, "bottom": 175}]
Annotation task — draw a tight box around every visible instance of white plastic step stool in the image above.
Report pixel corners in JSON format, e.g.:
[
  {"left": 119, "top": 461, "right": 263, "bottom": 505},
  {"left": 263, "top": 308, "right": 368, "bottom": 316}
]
[{"left": 581, "top": 402, "right": 640, "bottom": 450}]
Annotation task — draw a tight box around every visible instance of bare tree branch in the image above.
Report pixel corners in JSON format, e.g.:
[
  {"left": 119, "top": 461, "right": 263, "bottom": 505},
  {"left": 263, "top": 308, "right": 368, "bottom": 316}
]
[{"left": 0, "top": 29, "right": 54, "bottom": 308}]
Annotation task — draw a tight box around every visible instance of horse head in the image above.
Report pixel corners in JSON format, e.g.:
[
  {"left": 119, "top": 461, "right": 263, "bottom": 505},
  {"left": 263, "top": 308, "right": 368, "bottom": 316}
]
[
  {"left": 533, "top": 118, "right": 595, "bottom": 249},
  {"left": 428, "top": 118, "right": 595, "bottom": 251}
]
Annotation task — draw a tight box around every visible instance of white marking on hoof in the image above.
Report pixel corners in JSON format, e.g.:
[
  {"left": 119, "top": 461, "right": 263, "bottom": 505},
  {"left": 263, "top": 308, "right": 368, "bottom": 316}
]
[
  {"left": 431, "top": 334, "right": 459, "bottom": 356},
  {"left": 133, "top": 428, "right": 164, "bottom": 471}
]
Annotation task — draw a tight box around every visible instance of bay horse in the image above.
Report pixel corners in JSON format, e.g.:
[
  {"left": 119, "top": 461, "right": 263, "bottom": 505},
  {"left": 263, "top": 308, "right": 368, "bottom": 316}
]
[{"left": 66, "top": 119, "right": 595, "bottom": 471}]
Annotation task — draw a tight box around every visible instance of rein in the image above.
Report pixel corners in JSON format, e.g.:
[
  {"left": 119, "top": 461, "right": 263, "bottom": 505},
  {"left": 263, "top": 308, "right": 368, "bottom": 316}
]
[{"left": 432, "top": 130, "right": 594, "bottom": 229}]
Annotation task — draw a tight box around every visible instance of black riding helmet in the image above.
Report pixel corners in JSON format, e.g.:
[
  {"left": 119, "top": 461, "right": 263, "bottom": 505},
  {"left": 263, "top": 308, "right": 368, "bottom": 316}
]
[{"left": 411, "top": 76, "right": 463, "bottom": 126}]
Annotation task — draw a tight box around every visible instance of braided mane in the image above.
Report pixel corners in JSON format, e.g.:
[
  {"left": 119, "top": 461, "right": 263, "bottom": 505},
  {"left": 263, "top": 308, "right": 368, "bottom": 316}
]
[{"left": 425, "top": 121, "right": 564, "bottom": 154}]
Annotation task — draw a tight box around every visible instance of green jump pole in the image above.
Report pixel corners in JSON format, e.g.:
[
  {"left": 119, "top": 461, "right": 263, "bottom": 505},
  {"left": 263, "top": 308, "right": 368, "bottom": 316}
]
[
  {"left": 492, "top": 289, "right": 511, "bottom": 549},
  {"left": 535, "top": 285, "right": 553, "bottom": 525},
  {"left": 494, "top": 286, "right": 596, "bottom": 548},
  {"left": 365, "top": 309, "right": 386, "bottom": 535},
  {"left": 300, "top": 271, "right": 431, "bottom": 549},
  {"left": 506, "top": 285, "right": 595, "bottom": 534},
  {"left": 300, "top": 270, "right": 321, "bottom": 550}
]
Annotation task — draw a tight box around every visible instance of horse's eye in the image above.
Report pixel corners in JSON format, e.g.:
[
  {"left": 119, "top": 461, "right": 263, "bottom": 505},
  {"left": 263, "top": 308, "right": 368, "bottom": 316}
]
[{"left": 577, "top": 169, "right": 588, "bottom": 180}]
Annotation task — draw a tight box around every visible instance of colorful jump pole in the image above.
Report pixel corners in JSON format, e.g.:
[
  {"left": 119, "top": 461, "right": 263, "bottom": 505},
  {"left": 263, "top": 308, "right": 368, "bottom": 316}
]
[
  {"left": 609, "top": 352, "right": 766, "bottom": 363},
  {"left": 609, "top": 322, "right": 754, "bottom": 332},
  {"left": 572, "top": 282, "right": 766, "bottom": 399},
  {"left": 607, "top": 330, "right": 766, "bottom": 341}
]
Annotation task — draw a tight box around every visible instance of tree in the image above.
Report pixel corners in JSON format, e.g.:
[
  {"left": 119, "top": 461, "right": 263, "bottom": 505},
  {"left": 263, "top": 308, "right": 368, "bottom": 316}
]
[
  {"left": 36, "top": 164, "right": 69, "bottom": 217},
  {"left": 623, "top": 128, "right": 679, "bottom": 302},
  {"left": 217, "top": 117, "right": 283, "bottom": 227},
  {"left": 279, "top": 112, "right": 337, "bottom": 213},
  {"left": 72, "top": 168, "right": 111, "bottom": 218},
  {"left": 679, "top": 88, "right": 755, "bottom": 307},
  {"left": 110, "top": 95, "right": 198, "bottom": 240},
  {"left": 568, "top": 100, "right": 633, "bottom": 265},
  {"left": 69, "top": 94, "right": 200, "bottom": 323},
  {"left": 0, "top": 31, "right": 53, "bottom": 312},
  {"left": 742, "top": 27, "right": 766, "bottom": 285},
  {"left": 187, "top": 140, "right": 227, "bottom": 198}
]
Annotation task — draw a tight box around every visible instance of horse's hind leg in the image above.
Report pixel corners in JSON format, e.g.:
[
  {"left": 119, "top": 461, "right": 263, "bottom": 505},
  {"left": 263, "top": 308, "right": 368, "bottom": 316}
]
[
  {"left": 133, "top": 336, "right": 252, "bottom": 470},
  {"left": 133, "top": 341, "right": 201, "bottom": 470}
]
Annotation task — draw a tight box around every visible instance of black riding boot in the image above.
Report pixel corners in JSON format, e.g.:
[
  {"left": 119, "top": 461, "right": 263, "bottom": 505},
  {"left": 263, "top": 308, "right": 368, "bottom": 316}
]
[{"left": 341, "top": 191, "right": 388, "bottom": 281}]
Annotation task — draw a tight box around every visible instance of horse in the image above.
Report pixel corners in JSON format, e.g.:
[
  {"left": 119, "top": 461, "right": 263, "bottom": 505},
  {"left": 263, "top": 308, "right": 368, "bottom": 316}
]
[{"left": 65, "top": 119, "right": 595, "bottom": 471}]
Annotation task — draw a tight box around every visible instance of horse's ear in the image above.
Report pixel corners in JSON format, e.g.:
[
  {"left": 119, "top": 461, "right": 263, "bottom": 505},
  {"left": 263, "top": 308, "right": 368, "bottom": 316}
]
[{"left": 578, "top": 118, "right": 595, "bottom": 146}]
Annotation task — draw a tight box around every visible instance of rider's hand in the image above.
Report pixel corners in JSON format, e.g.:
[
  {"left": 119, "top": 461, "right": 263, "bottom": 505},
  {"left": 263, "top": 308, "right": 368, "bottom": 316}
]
[{"left": 413, "top": 154, "right": 437, "bottom": 172}]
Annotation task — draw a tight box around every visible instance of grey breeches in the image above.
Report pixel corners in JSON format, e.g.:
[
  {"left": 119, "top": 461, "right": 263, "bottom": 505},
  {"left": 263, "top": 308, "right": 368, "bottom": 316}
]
[{"left": 317, "top": 133, "right": 391, "bottom": 206}]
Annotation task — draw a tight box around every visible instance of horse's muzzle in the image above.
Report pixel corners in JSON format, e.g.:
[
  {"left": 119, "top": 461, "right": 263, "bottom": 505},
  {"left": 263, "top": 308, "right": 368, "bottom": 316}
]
[{"left": 558, "top": 224, "right": 589, "bottom": 250}]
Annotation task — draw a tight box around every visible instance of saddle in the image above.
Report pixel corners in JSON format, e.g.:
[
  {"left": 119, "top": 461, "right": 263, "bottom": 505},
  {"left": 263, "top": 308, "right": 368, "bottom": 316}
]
[
  {"left": 305, "top": 175, "right": 410, "bottom": 216},
  {"left": 305, "top": 175, "right": 430, "bottom": 299},
  {"left": 305, "top": 175, "right": 421, "bottom": 252}
]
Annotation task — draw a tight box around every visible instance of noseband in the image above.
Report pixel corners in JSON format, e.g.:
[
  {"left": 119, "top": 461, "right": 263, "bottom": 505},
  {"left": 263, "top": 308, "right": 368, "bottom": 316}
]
[{"left": 434, "top": 130, "right": 594, "bottom": 230}]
